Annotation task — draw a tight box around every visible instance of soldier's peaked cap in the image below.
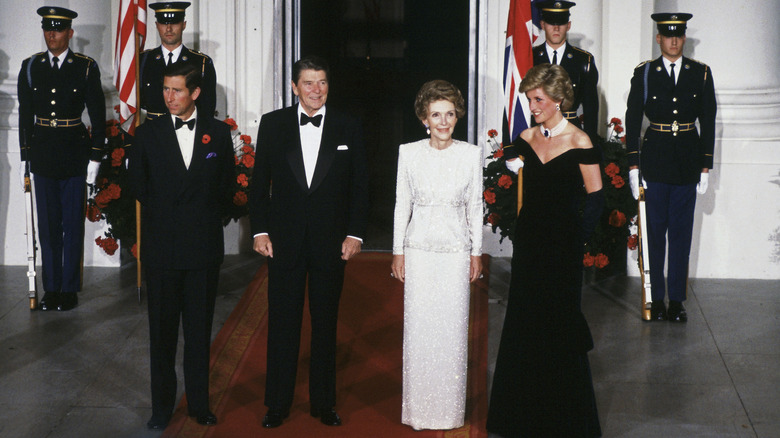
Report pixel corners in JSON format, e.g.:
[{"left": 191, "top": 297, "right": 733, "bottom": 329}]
[
  {"left": 535, "top": 1, "right": 576, "bottom": 26},
  {"left": 651, "top": 12, "right": 692, "bottom": 37},
  {"left": 37, "top": 6, "right": 77, "bottom": 31},
  {"left": 150, "top": 2, "right": 191, "bottom": 24}
]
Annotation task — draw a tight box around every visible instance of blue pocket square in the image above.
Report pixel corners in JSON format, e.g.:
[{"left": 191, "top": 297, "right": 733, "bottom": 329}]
[{"left": 206, "top": 152, "right": 217, "bottom": 159}]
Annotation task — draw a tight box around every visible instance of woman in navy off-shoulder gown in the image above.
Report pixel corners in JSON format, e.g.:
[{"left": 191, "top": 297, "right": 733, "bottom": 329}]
[{"left": 487, "top": 64, "right": 604, "bottom": 438}]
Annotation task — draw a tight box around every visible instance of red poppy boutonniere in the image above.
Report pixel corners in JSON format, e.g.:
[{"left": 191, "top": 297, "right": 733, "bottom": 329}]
[{"left": 202, "top": 134, "right": 211, "bottom": 144}]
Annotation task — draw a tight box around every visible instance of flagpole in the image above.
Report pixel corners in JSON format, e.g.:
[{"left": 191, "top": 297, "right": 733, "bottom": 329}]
[{"left": 134, "top": 2, "right": 143, "bottom": 303}]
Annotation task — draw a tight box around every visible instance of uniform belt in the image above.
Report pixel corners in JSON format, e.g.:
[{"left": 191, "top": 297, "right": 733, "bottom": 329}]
[
  {"left": 35, "top": 117, "right": 82, "bottom": 128},
  {"left": 649, "top": 121, "right": 695, "bottom": 135},
  {"left": 562, "top": 111, "right": 578, "bottom": 120}
]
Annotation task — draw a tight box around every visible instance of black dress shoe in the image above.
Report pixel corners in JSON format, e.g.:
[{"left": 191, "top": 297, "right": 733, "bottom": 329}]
[
  {"left": 191, "top": 411, "right": 217, "bottom": 425},
  {"left": 650, "top": 301, "right": 667, "bottom": 321},
  {"left": 38, "top": 291, "right": 60, "bottom": 311},
  {"left": 56, "top": 293, "right": 78, "bottom": 311},
  {"left": 262, "top": 409, "right": 289, "bottom": 428},
  {"left": 146, "top": 415, "right": 170, "bottom": 430},
  {"left": 311, "top": 407, "right": 342, "bottom": 426},
  {"left": 668, "top": 300, "right": 688, "bottom": 323}
]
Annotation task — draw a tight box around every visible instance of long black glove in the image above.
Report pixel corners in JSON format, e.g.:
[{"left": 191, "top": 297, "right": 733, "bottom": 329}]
[{"left": 581, "top": 189, "right": 604, "bottom": 243}]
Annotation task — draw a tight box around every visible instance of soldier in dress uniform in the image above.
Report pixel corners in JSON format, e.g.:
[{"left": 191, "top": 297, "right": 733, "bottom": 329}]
[
  {"left": 625, "top": 13, "right": 717, "bottom": 323},
  {"left": 140, "top": 2, "right": 217, "bottom": 120},
  {"left": 533, "top": 1, "right": 600, "bottom": 144},
  {"left": 17, "top": 6, "right": 106, "bottom": 311}
]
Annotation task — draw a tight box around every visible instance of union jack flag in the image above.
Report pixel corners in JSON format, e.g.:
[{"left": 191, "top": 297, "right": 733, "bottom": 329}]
[
  {"left": 114, "top": 0, "right": 147, "bottom": 134},
  {"left": 503, "top": 0, "right": 542, "bottom": 144}
]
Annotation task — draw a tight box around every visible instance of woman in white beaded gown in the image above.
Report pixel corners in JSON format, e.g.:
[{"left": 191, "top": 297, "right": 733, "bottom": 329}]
[{"left": 391, "top": 80, "right": 483, "bottom": 430}]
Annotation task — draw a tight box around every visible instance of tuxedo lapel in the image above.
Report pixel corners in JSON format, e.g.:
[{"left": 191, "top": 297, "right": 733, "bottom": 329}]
[
  {"left": 309, "top": 112, "right": 337, "bottom": 193},
  {"left": 284, "top": 108, "right": 309, "bottom": 191},
  {"left": 156, "top": 117, "right": 189, "bottom": 183},
  {"left": 187, "top": 118, "right": 209, "bottom": 177}
]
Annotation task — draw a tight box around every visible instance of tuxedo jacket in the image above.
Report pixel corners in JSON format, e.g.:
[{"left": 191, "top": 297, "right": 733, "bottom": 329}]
[
  {"left": 534, "top": 43, "right": 599, "bottom": 139},
  {"left": 130, "top": 115, "right": 234, "bottom": 269},
  {"left": 625, "top": 56, "right": 716, "bottom": 185},
  {"left": 139, "top": 46, "right": 217, "bottom": 118},
  {"left": 249, "top": 105, "right": 369, "bottom": 270},
  {"left": 17, "top": 50, "right": 106, "bottom": 178}
]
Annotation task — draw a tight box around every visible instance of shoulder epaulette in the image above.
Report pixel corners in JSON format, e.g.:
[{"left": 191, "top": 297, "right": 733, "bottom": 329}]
[
  {"left": 187, "top": 49, "right": 212, "bottom": 61},
  {"left": 634, "top": 60, "right": 652, "bottom": 69},
  {"left": 686, "top": 57, "right": 709, "bottom": 68},
  {"left": 570, "top": 45, "right": 594, "bottom": 58},
  {"left": 24, "top": 52, "right": 46, "bottom": 63},
  {"left": 73, "top": 52, "right": 96, "bottom": 63}
]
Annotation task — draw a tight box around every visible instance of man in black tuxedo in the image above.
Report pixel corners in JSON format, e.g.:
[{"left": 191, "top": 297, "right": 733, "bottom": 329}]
[
  {"left": 533, "top": 1, "right": 600, "bottom": 144},
  {"left": 17, "top": 6, "right": 105, "bottom": 311},
  {"left": 140, "top": 2, "right": 217, "bottom": 120},
  {"left": 249, "top": 55, "right": 369, "bottom": 428},
  {"left": 626, "top": 13, "right": 716, "bottom": 323},
  {"left": 130, "top": 62, "right": 234, "bottom": 429}
]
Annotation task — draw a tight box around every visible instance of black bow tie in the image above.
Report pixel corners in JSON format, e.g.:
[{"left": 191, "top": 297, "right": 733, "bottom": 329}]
[
  {"left": 175, "top": 117, "right": 196, "bottom": 130},
  {"left": 300, "top": 114, "right": 323, "bottom": 127}
]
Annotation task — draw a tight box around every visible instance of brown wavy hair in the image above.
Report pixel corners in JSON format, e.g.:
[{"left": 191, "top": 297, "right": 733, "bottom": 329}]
[
  {"left": 518, "top": 64, "right": 574, "bottom": 111},
  {"left": 414, "top": 80, "right": 466, "bottom": 120}
]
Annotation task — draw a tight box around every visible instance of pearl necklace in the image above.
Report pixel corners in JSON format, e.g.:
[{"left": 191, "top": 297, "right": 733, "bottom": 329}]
[{"left": 540, "top": 117, "right": 568, "bottom": 138}]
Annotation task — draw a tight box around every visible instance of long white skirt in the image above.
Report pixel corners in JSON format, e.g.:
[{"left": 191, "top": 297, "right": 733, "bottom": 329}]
[{"left": 401, "top": 248, "right": 471, "bottom": 430}]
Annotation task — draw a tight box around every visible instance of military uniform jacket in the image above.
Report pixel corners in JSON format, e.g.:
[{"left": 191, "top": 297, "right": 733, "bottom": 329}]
[
  {"left": 139, "top": 46, "right": 217, "bottom": 119},
  {"left": 17, "top": 51, "right": 106, "bottom": 179},
  {"left": 625, "top": 56, "right": 716, "bottom": 185},
  {"left": 534, "top": 43, "right": 599, "bottom": 140}
]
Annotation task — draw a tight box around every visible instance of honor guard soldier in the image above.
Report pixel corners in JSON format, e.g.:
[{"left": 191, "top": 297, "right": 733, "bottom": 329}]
[
  {"left": 533, "top": 1, "right": 600, "bottom": 144},
  {"left": 17, "top": 6, "right": 106, "bottom": 311},
  {"left": 625, "top": 13, "right": 717, "bottom": 323},
  {"left": 140, "top": 2, "right": 217, "bottom": 120}
]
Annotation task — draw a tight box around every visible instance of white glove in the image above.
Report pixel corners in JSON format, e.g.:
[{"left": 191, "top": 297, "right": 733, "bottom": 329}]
[
  {"left": 505, "top": 157, "right": 524, "bottom": 174},
  {"left": 628, "top": 168, "right": 646, "bottom": 200},
  {"left": 86, "top": 160, "right": 101, "bottom": 185},
  {"left": 20, "top": 161, "right": 28, "bottom": 190},
  {"left": 696, "top": 172, "right": 709, "bottom": 195}
]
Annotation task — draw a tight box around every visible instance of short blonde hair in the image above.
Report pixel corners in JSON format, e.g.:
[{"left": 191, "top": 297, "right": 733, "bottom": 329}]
[
  {"left": 414, "top": 80, "right": 466, "bottom": 120},
  {"left": 518, "top": 64, "right": 574, "bottom": 111}
]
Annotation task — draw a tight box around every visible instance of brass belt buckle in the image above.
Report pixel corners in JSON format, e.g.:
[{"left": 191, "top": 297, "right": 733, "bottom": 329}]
[
  {"left": 671, "top": 120, "right": 679, "bottom": 136},
  {"left": 50, "top": 118, "right": 58, "bottom": 128}
]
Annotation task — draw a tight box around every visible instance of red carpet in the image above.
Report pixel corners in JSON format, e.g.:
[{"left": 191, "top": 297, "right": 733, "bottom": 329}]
[{"left": 163, "top": 252, "right": 489, "bottom": 438}]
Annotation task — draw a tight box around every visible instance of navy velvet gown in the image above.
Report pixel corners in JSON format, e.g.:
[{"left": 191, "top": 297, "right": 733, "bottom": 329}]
[{"left": 486, "top": 137, "right": 602, "bottom": 437}]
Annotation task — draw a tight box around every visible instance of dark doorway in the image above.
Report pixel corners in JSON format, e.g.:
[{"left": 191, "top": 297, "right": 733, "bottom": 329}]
[{"left": 300, "top": 0, "right": 470, "bottom": 250}]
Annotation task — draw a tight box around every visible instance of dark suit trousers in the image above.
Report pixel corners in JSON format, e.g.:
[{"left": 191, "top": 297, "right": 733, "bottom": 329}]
[
  {"left": 265, "top": 251, "right": 345, "bottom": 412},
  {"left": 646, "top": 181, "right": 697, "bottom": 303},
  {"left": 33, "top": 173, "right": 85, "bottom": 293},
  {"left": 146, "top": 266, "right": 219, "bottom": 417}
]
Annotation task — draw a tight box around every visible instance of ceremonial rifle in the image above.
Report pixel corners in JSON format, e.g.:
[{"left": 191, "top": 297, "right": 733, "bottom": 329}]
[
  {"left": 636, "top": 135, "right": 651, "bottom": 320},
  {"left": 23, "top": 162, "right": 39, "bottom": 310}
]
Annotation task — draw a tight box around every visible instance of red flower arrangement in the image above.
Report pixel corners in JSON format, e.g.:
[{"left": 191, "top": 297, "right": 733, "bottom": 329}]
[
  {"left": 95, "top": 236, "right": 119, "bottom": 256},
  {"left": 223, "top": 116, "right": 255, "bottom": 224},
  {"left": 483, "top": 129, "right": 517, "bottom": 242},
  {"left": 87, "top": 115, "right": 136, "bottom": 256},
  {"left": 584, "top": 117, "right": 637, "bottom": 272}
]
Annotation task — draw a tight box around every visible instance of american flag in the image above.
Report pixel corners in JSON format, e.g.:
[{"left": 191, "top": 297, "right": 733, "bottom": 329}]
[
  {"left": 114, "top": 0, "right": 147, "bottom": 134},
  {"left": 503, "top": 0, "right": 541, "bottom": 144}
]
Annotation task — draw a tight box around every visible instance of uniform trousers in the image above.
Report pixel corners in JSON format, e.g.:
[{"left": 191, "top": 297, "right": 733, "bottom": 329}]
[
  {"left": 146, "top": 266, "right": 220, "bottom": 417},
  {"left": 33, "top": 173, "right": 85, "bottom": 293},
  {"left": 645, "top": 181, "right": 697, "bottom": 303},
  {"left": 264, "top": 249, "right": 345, "bottom": 413}
]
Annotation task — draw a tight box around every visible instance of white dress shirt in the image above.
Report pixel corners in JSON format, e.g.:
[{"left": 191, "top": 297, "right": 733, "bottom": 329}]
[
  {"left": 545, "top": 42, "right": 567, "bottom": 65},
  {"left": 298, "top": 104, "right": 326, "bottom": 187},
  {"left": 172, "top": 109, "right": 197, "bottom": 169},
  {"left": 161, "top": 44, "right": 184, "bottom": 65},
  {"left": 48, "top": 48, "right": 70, "bottom": 68},
  {"left": 662, "top": 56, "right": 681, "bottom": 84}
]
